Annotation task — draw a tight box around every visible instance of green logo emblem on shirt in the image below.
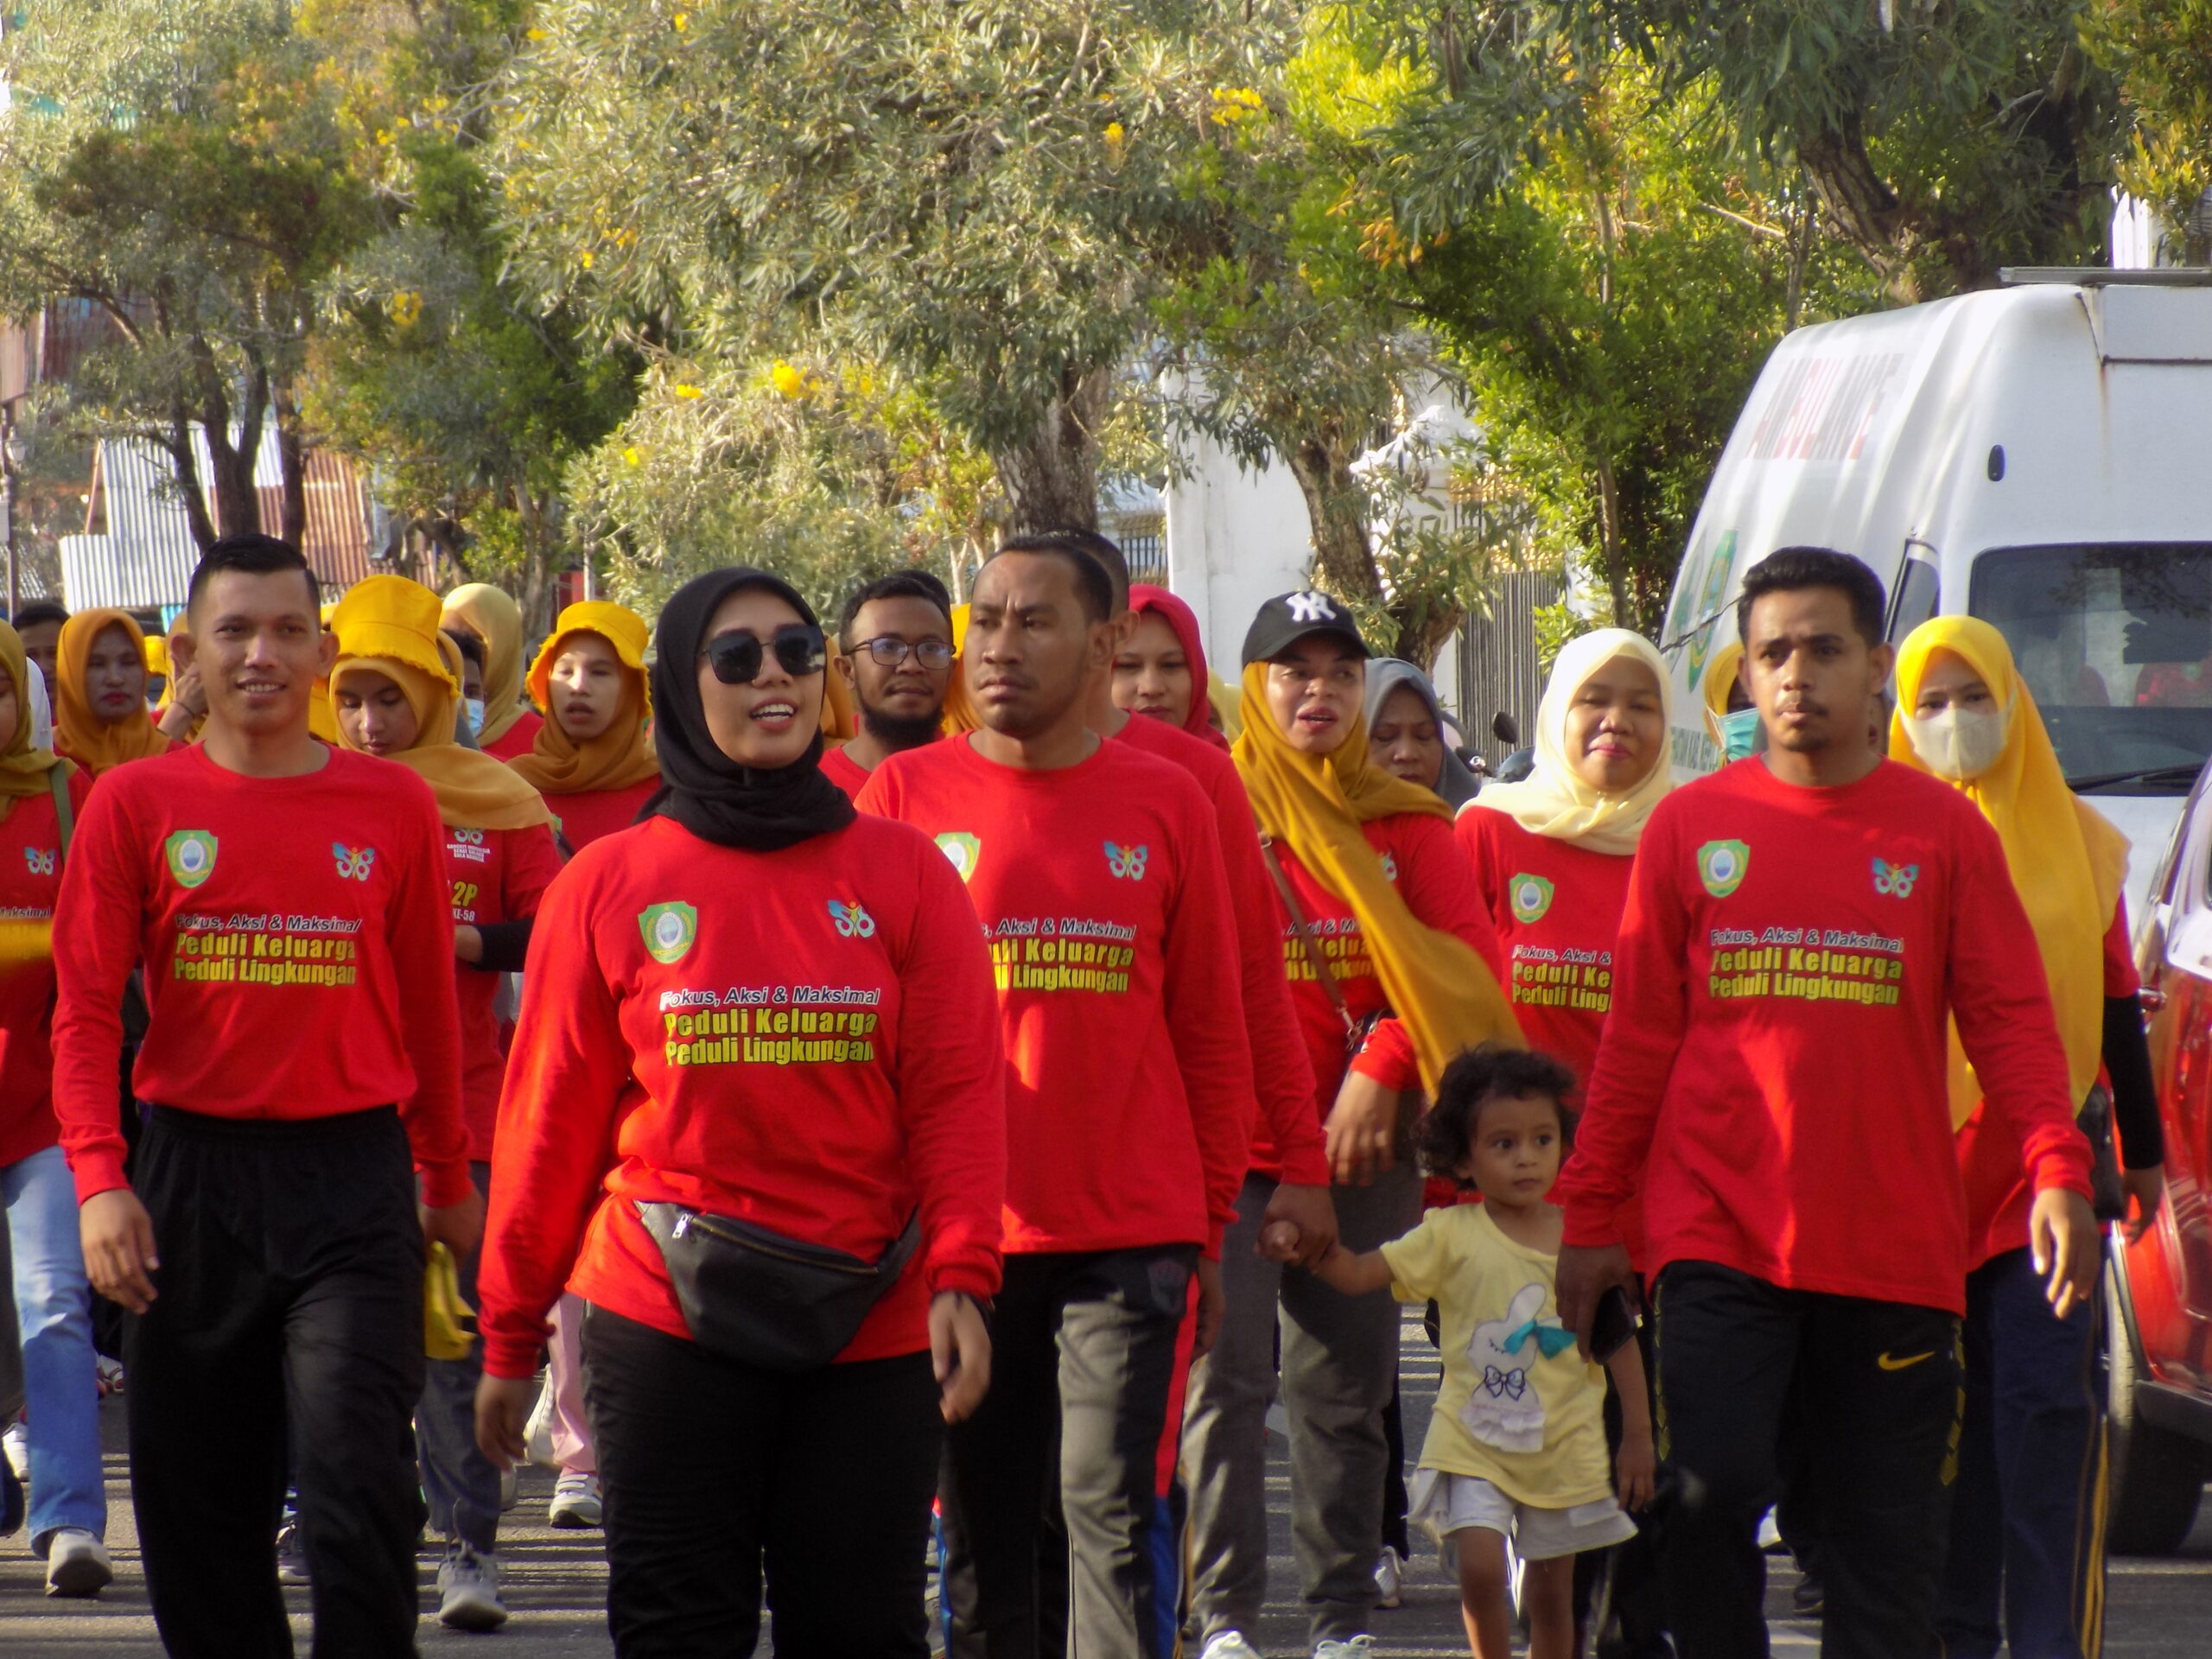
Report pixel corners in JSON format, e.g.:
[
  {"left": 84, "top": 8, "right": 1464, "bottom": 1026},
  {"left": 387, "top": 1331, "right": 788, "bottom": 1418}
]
[
  {"left": 1695, "top": 839, "right": 1750, "bottom": 899},
  {"left": 638, "top": 901, "right": 698, "bottom": 964},
  {"left": 164, "top": 830, "right": 218, "bottom": 889},
  {"left": 935, "top": 832, "right": 981, "bottom": 883},
  {"left": 1509, "top": 873, "right": 1554, "bottom": 924}
]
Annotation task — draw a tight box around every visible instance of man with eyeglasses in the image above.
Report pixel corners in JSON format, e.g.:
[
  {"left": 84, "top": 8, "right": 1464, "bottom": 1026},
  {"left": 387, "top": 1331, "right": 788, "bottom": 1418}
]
[{"left": 822, "top": 570, "right": 957, "bottom": 798}]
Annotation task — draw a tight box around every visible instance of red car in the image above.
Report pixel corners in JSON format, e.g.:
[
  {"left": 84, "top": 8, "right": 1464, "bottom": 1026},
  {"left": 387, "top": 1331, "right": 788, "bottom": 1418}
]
[{"left": 2113, "top": 773, "right": 2212, "bottom": 1552}]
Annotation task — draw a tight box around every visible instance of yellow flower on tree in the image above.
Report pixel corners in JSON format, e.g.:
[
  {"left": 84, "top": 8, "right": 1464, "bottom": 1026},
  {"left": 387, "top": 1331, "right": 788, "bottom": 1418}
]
[
  {"left": 388, "top": 289, "right": 423, "bottom": 327},
  {"left": 622, "top": 447, "right": 643, "bottom": 467},
  {"left": 673, "top": 383, "right": 703, "bottom": 399},
  {"left": 770, "top": 360, "right": 810, "bottom": 399}
]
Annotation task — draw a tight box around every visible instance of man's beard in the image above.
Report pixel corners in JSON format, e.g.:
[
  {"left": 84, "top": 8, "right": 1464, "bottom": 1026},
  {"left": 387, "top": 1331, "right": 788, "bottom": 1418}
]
[{"left": 861, "top": 701, "right": 945, "bottom": 754}]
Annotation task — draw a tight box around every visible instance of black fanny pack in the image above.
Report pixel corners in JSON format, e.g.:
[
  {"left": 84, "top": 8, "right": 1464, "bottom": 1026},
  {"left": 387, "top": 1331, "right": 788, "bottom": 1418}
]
[{"left": 634, "top": 1202, "right": 921, "bottom": 1373}]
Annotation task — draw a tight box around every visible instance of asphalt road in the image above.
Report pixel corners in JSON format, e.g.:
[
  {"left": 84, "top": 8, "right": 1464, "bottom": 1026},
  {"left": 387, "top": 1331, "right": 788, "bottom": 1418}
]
[{"left": 4, "top": 1322, "right": 2208, "bottom": 1656}]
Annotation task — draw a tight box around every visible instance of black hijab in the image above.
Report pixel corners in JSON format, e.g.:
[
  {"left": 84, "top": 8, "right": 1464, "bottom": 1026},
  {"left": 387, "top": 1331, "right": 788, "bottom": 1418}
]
[{"left": 645, "top": 567, "right": 857, "bottom": 851}]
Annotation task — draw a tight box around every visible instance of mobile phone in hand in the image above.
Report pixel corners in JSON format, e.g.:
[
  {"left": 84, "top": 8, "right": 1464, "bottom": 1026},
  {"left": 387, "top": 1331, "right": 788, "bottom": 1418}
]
[{"left": 1590, "top": 1284, "right": 1641, "bottom": 1364}]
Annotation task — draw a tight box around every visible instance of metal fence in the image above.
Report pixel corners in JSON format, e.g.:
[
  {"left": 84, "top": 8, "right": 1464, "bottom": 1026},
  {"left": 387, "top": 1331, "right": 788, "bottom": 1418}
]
[{"left": 1456, "top": 567, "right": 1560, "bottom": 760}]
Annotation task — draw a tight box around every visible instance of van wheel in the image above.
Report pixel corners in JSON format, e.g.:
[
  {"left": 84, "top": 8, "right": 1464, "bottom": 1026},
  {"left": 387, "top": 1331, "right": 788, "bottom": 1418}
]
[{"left": 2105, "top": 1263, "right": 2208, "bottom": 1555}]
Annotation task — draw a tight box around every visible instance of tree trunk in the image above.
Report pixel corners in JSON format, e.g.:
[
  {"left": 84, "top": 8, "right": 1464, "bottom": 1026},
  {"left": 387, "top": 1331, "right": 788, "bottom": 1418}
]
[
  {"left": 515, "top": 482, "right": 560, "bottom": 638},
  {"left": 273, "top": 383, "right": 308, "bottom": 549},
  {"left": 1390, "top": 605, "right": 1464, "bottom": 675},
  {"left": 991, "top": 365, "right": 1112, "bottom": 536},
  {"left": 1593, "top": 455, "right": 1631, "bottom": 628},
  {"left": 161, "top": 407, "right": 222, "bottom": 554},
  {"left": 1282, "top": 432, "right": 1380, "bottom": 606}
]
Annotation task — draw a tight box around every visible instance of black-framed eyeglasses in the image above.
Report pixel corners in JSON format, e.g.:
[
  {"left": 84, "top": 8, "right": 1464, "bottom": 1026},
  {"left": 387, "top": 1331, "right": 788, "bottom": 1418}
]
[
  {"left": 700, "top": 624, "right": 827, "bottom": 685},
  {"left": 853, "top": 635, "right": 955, "bottom": 671}
]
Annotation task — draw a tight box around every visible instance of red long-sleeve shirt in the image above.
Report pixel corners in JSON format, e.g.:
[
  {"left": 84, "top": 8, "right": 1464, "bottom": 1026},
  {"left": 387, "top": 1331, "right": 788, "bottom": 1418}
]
[
  {"left": 445, "top": 822, "right": 564, "bottom": 1160},
  {"left": 858, "top": 734, "right": 1254, "bottom": 1257},
  {"left": 819, "top": 745, "right": 871, "bottom": 802},
  {"left": 476, "top": 811, "right": 1007, "bottom": 1378},
  {"left": 1115, "top": 714, "right": 1326, "bottom": 1186},
  {"left": 1555, "top": 758, "right": 2094, "bottom": 1314},
  {"left": 0, "top": 769, "right": 92, "bottom": 1169},
  {"left": 480, "top": 710, "right": 543, "bottom": 764},
  {"left": 545, "top": 778, "right": 659, "bottom": 851},
  {"left": 1268, "top": 814, "right": 1507, "bottom": 1116},
  {"left": 52, "top": 746, "right": 469, "bottom": 1207}
]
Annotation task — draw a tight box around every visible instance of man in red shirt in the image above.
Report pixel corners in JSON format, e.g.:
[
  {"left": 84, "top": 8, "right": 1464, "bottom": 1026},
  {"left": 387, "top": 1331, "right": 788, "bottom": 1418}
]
[
  {"left": 821, "top": 569, "right": 957, "bottom": 798},
  {"left": 54, "top": 534, "right": 480, "bottom": 1659},
  {"left": 1555, "top": 548, "right": 2099, "bottom": 1658},
  {"left": 858, "top": 537, "right": 1254, "bottom": 1659}
]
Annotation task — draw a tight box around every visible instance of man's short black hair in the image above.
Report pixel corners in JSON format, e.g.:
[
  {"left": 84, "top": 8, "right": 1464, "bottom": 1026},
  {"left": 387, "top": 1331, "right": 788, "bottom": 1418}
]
[
  {"left": 187, "top": 532, "right": 320, "bottom": 614},
  {"left": 1045, "top": 527, "right": 1130, "bottom": 613},
  {"left": 839, "top": 568, "right": 954, "bottom": 641},
  {"left": 442, "top": 626, "right": 486, "bottom": 671},
  {"left": 987, "top": 533, "right": 1116, "bottom": 626},
  {"left": 1414, "top": 1044, "right": 1577, "bottom": 1182},
  {"left": 10, "top": 600, "right": 67, "bottom": 631},
  {"left": 1735, "top": 547, "right": 1885, "bottom": 651}
]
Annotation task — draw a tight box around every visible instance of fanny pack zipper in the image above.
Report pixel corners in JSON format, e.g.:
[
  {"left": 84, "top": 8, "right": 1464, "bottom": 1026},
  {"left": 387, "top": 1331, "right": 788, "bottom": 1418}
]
[{"left": 672, "top": 1209, "right": 875, "bottom": 1274}]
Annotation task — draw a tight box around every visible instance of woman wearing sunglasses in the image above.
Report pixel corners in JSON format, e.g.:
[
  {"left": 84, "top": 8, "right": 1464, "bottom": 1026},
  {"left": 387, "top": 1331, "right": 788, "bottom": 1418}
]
[
  {"left": 506, "top": 601, "right": 663, "bottom": 850},
  {"left": 474, "top": 568, "right": 1006, "bottom": 1658}
]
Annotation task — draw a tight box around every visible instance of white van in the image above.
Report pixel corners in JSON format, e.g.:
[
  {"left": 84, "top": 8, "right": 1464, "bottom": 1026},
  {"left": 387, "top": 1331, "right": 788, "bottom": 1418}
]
[{"left": 1660, "top": 270, "right": 2212, "bottom": 925}]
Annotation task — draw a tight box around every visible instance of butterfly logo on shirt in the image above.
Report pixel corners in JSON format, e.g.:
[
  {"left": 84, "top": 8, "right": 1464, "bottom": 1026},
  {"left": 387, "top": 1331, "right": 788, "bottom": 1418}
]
[
  {"left": 1872, "top": 858, "right": 1920, "bottom": 899},
  {"left": 333, "top": 843, "right": 378, "bottom": 882},
  {"left": 1104, "top": 841, "right": 1150, "bottom": 880},
  {"left": 21, "top": 847, "right": 55, "bottom": 876},
  {"left": 828, "top": 899, "right": 878, "bottom": 938}
]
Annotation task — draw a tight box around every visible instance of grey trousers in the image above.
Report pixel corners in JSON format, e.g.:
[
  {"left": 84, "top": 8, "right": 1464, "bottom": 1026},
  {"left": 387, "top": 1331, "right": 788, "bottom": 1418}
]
[
  {"left": 1181, "top": 1166, "right": 1421, "bottom": 1646},
  {"left": 415, "top": 1160, "right": 499, "bottom": 1555}
]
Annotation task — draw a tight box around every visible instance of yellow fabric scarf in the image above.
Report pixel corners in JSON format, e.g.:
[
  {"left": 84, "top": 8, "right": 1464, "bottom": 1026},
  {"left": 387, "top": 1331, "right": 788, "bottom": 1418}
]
[
  {"left": 1232, "top": 659, "right": 1522, "bottom": 1093},
  {"left": 1888, "top": 616, "right": 2126, "bottom": 1126},
  {"left": 329, "top": 576, "right": 556, "bottom": 833},
  {"left": 442, "top": 582, "right": 534, "bottom": 746},
  {"left": 940, "top": 602, "right": 982, "bottom": 736},
  {"left": 1470, "top": 629, "right": 1675, "bottom": 855},
  {"left": 511, "top": 601, "right": 660, "bottom": 797},
  {"left": 54, "top": 609, "right": 170, "bottom": 775},
  {"left": 0, "top": 624, "right": 65, "bottom": 817}
]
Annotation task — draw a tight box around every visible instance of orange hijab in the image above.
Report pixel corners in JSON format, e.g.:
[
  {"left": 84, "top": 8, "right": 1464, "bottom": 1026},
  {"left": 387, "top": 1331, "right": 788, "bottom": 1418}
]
[
  {"left": 54, "top": 609, "right": 171, "bottom": 775},
  {"left": 508, "top": 601, "right": 661, "bottom": 797}
]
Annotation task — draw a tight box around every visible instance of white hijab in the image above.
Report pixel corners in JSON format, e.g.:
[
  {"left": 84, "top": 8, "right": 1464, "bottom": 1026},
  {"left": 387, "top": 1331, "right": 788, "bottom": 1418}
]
[{"left": 1466, "top": 628, "right": 1674, "bottom": 856}]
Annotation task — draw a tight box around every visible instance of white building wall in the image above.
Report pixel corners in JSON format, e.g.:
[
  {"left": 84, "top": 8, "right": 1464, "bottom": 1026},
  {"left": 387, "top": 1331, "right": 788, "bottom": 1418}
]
[{"left": 1162, "top": 430, "right": 1313, "bottom": 680}]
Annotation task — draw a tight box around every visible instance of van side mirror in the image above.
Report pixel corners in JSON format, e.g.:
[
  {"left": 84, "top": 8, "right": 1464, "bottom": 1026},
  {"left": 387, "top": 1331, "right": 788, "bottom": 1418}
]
[{"left": 1491, "top": 711, "right": 1520, "bottom": 747}]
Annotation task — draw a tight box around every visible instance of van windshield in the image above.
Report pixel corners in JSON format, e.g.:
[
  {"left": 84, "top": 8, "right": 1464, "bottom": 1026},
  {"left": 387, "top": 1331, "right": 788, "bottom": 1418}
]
[{"left": 1969, "top": 543, "right": 2212, "bottom": 793}]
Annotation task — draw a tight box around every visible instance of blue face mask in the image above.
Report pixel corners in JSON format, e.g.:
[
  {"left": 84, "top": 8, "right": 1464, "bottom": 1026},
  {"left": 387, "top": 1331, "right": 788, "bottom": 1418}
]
[
  {"left": 463, "top": 696, "right": 486, "bottom": 737},
  {"left": 1716, "top": 707, "right": 1761, "bottom": 762}
]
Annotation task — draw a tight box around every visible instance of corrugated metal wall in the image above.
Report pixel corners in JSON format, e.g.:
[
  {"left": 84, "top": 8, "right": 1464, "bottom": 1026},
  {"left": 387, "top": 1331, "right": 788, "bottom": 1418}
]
[{"left": 1456, "top": 568, "right": 1560, "bottom": 760}]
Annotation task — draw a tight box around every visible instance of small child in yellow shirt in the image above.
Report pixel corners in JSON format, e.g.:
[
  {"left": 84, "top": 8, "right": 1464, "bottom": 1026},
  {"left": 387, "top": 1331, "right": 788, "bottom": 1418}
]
[{"left": 1262, "top": 1045, "right": 1654, "bottom": 1659}]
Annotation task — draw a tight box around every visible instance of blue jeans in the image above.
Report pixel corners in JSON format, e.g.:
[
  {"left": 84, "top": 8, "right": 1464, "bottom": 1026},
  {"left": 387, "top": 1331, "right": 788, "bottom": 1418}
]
[
  {"left": 1936, "top": 1246, "right": 2103, "bottom": 1659},
  {"left": 3, "top": 1143, "right": 106, "bottom": 1551},
  {"left": 416, "top": 1160, "right": 499, "bottom": 1554}
]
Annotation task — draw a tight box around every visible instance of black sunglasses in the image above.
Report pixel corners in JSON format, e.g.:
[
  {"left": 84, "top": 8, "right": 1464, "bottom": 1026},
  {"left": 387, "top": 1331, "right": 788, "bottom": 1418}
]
[{"left": 700, "top": 623, "right": 827, "bottom": 685}]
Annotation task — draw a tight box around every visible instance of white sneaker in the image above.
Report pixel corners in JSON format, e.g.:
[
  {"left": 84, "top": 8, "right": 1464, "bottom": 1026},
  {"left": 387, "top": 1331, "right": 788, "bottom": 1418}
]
[
  {"left": 1374, "top": 1543, "right": 1405, "bottom": 1609},
  {"left": 1313, "top": 1640, "right": 1376, "bottom": 1659},
  {"left": 276, "top": 1520, "right": 310, "bottom": 1585},
  {"left": 523, "top": 1375, "right": 558, "bottom": 1469},
  {"left": 498, "top": 1463, "right": 519, "bottom": 1512},
  {"left": 2, "top": 1419, "right": 27, "bottom": 1480},
  {"left": 1202, "top": 1636, "right": 1265, "bottom": 1659},
  {"left": 548, "top": 1470, "right": 602, "bottom": 1529},
  {"left": 436, "top": 1545, "right": 509, "bottom": 1631},
  {"left": 44, "top": 1528, "right": 112, "bottom": 1598}
]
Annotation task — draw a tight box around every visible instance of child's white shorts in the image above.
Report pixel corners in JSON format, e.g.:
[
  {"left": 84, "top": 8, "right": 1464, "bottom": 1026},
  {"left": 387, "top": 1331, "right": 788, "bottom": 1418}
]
[{"left": 1409, "top": 1468, "right": 1638, "bottom": 1561}]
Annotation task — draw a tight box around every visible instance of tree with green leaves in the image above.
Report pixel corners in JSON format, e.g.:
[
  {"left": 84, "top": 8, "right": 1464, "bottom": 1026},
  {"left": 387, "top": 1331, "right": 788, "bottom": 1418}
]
[
  {"left": 0, "top": 2, "right": 377, "bottom": 548},
  {"left": 486, "top": 0, "right": 1291, "bottom": 537},
  {"left": 2085, "top": 0, "right": 2212, "bottom": 262},
  {"left": 300, "top": 0, "right": 635, "bottom": 630}
]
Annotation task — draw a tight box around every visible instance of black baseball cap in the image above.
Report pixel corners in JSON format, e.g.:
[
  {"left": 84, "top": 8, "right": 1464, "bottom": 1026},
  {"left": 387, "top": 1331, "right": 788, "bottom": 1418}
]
[{"left": 1242, "top": 590, "right": 1370, "bottom": 667}]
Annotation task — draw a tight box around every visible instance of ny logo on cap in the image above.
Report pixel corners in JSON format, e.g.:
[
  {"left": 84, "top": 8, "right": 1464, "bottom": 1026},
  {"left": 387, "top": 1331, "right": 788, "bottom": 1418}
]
[{"left": 1286, "top": 591, "right": 1338, "bottom": 624}]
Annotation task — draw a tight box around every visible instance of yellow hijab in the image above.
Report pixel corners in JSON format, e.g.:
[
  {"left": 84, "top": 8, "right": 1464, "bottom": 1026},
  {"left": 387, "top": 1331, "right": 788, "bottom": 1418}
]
[
  {"left": 511, "top": 601, "right": 660, "bottom": 797},
  {"left": 0, "top": 623, "right": 64, "bottom": 815},
  {"left": 1471, "top": 629, "right": 1675, "bottom": 855},
  {"left": 1701, "top": 639, "right": 1745, "bottom": 739},
  {"left": 442, "top": 582, "right": 533, "bottom": 745},
  {"left": 54, "top": 609, "right": 170, "bottom": 775},
  {"left": 329, "top": 576, "right": 556, "bottom": 833},
  {"left": 1233, "top": 658, "right": 1521, "bottom": 1092},
  {"left": 940, "top": 601, "right": 982, "bottom": 736},
  {"left": 1888, "top": 616, "right": 2127, "bottom": 1125}
]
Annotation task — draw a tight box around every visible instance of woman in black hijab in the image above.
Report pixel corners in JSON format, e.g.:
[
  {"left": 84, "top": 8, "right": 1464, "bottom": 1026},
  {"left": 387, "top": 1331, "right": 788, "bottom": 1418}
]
[{"left": 474, "top": 569, "right": 1007, "bottom": 1657}]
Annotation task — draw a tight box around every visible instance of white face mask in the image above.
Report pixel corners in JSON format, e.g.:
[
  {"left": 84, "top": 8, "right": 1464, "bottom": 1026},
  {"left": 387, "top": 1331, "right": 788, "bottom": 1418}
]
[
  {"left": 1902, "top": 703, "right": 2008, "bottom": 780},
  {"left": 463, "top": 696, "right": 486, "bottom": 737}
]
